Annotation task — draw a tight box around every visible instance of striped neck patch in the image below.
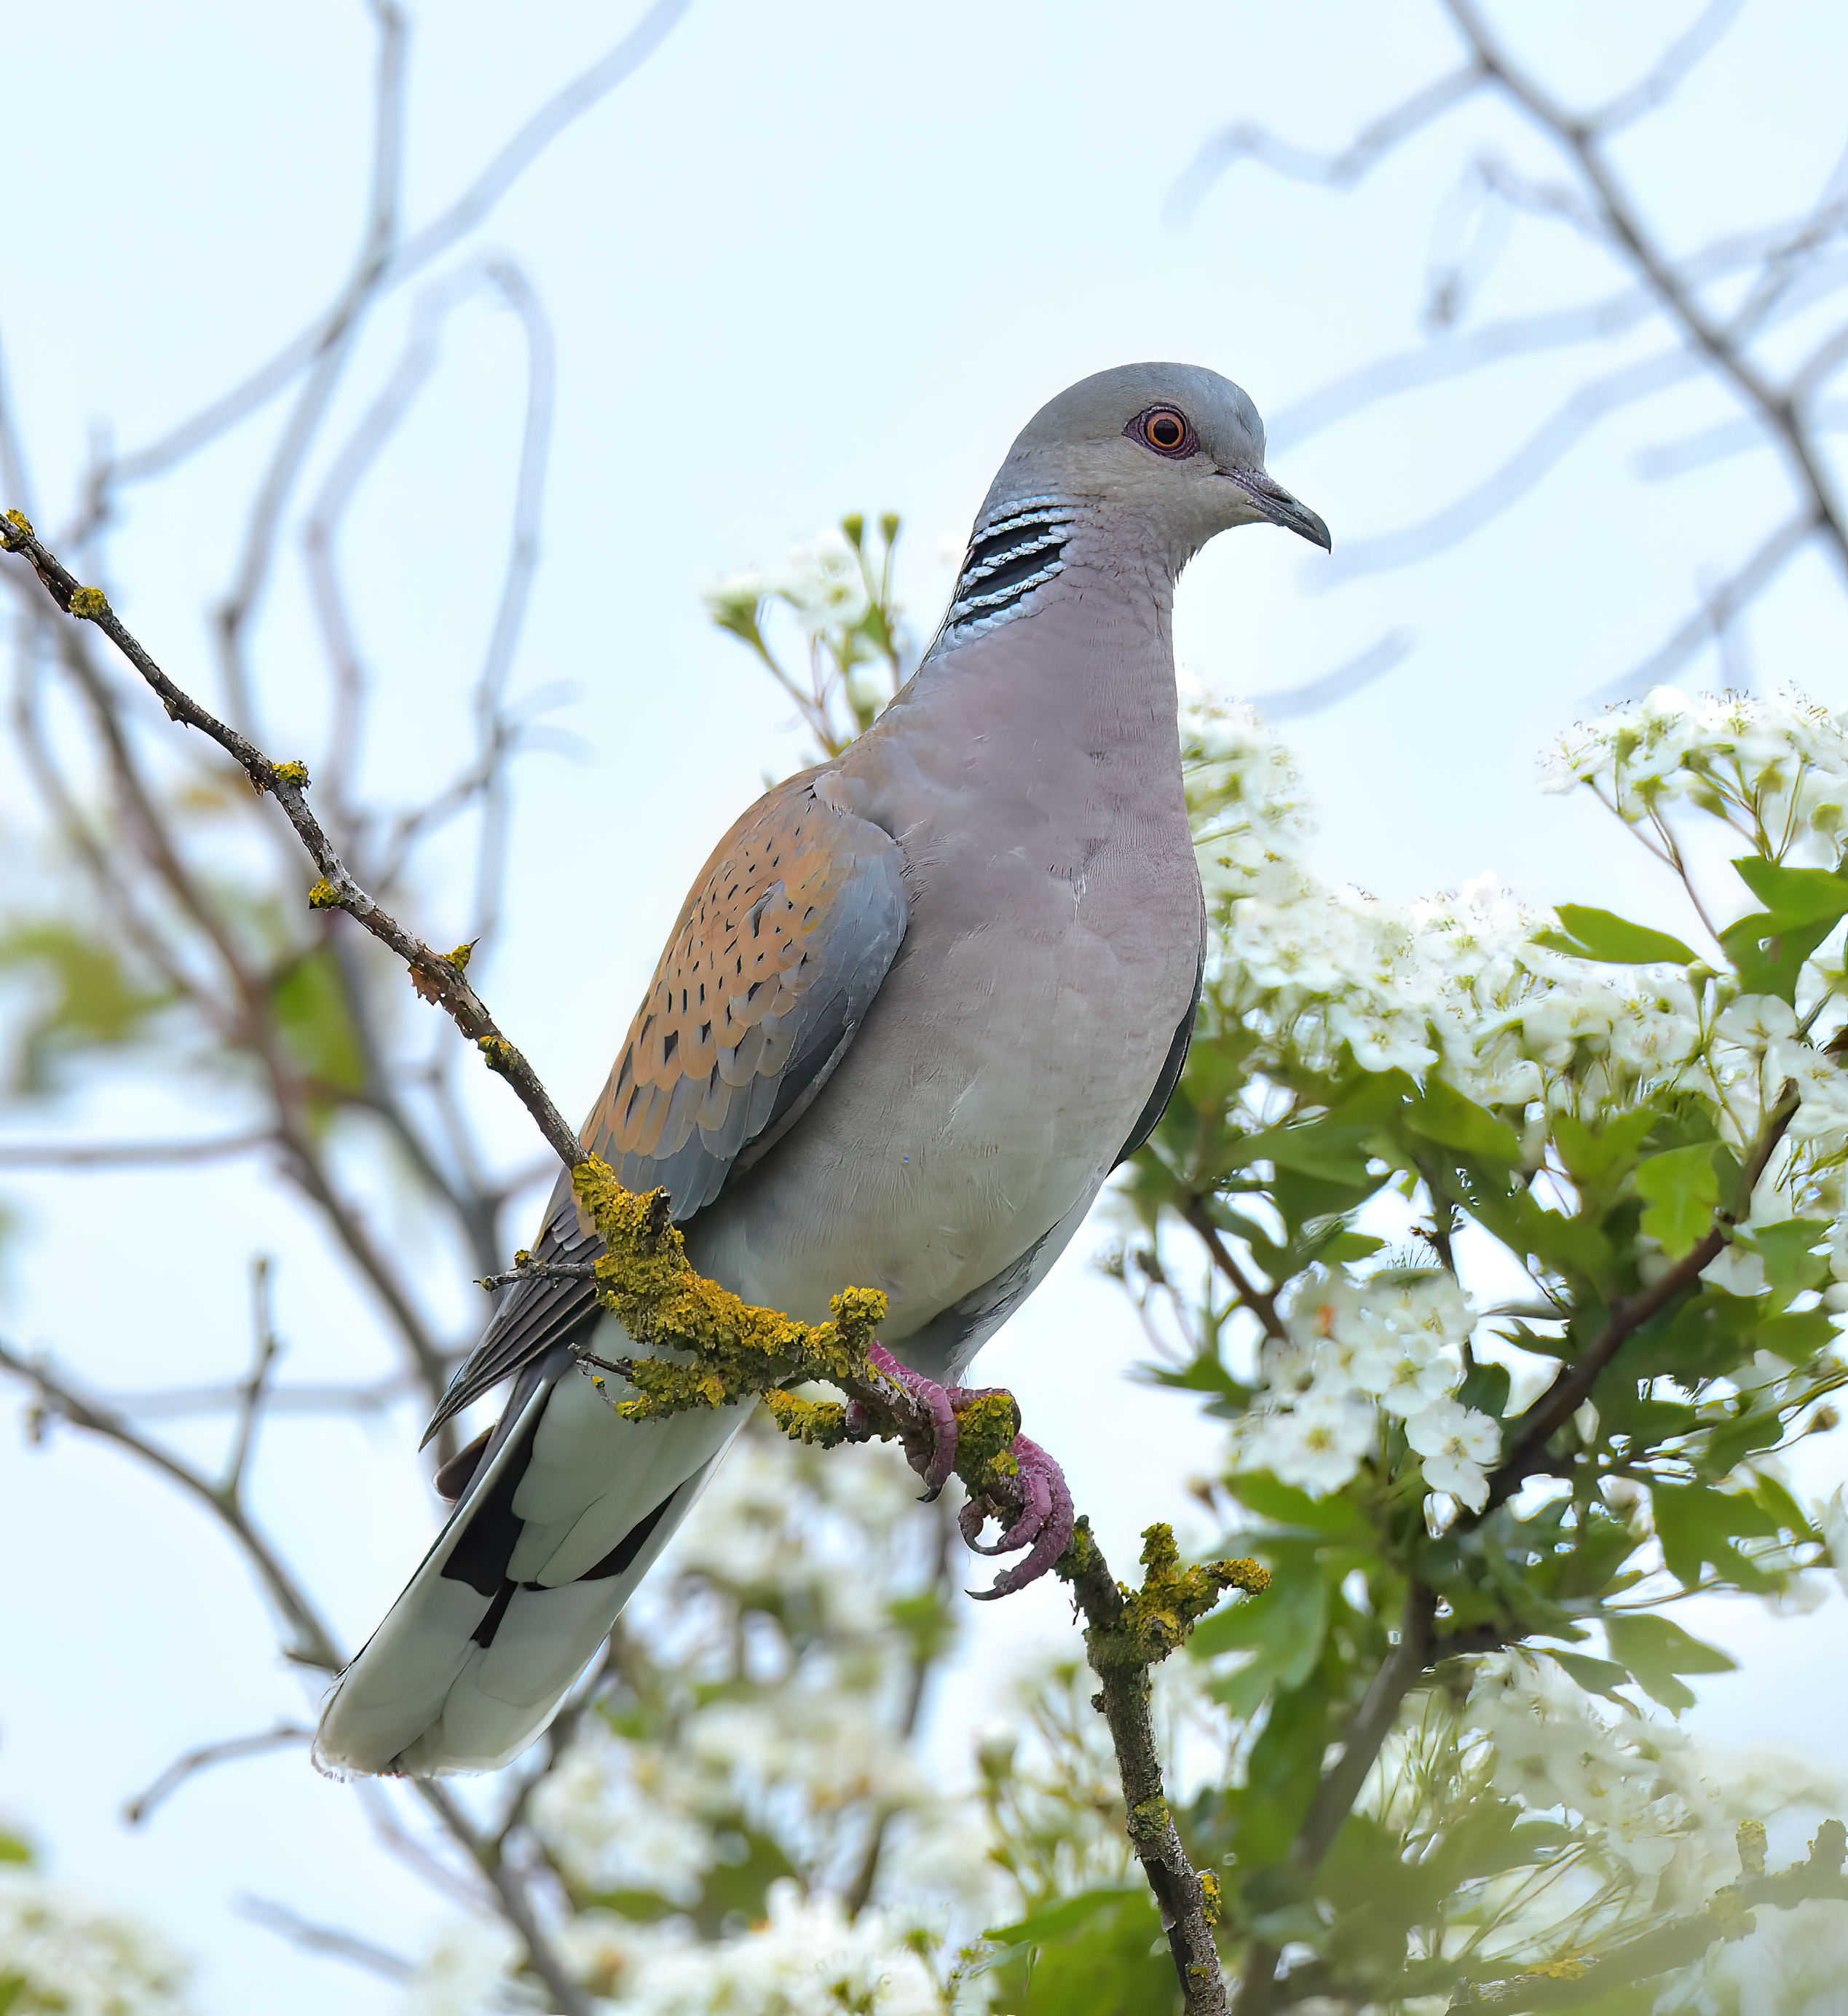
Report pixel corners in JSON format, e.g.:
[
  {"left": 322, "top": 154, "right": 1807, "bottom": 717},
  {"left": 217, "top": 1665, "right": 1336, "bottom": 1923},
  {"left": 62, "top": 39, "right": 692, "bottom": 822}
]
[{"left": 945, "top": 499, "right": 1075, "bottom": 636}]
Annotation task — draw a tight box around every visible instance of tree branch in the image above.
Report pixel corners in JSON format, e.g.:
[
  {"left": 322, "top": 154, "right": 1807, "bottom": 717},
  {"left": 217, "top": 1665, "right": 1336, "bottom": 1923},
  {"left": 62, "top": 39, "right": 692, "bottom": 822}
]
[
  {"left": 1065, "top": 1522, "right": 1269, "bottom": 2016},
  {"left": 0, "top": 511, "right": 584, "bottom": 1173}
]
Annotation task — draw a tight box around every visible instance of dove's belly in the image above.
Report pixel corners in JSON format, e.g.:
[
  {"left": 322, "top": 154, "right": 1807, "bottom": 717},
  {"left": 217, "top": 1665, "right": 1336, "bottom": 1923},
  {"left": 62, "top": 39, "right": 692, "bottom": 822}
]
[{"left": 687, "top": 819, "right": 1201, "bottom": 1351}]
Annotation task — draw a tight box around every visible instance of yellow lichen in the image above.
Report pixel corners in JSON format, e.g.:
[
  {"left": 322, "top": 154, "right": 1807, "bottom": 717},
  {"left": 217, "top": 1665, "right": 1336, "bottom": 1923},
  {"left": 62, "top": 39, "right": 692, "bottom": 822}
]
[
  {"left": 0, "top": 509, "right": 31, "bottom": 549},
  {"left": 272, "top": 759, "right": 310, "bottom": 787},
  {"left": 307, "top": 879, "right": 341, "bottom": 909},
  {"left": 1736, "top": 1819, "right": 1767, "bottom": 1877},
  {"left": 68, "top": 585, "right": 110, "bottom": 620},
  {"left": 764, "top": 1390, "right": 851, "bottom": 1447},
  {"left": 1196, "top": 1870, "right": 1222, "bottom": 1920},
  {"left": 444, "top": 941, "right": 477, "bottom": 972},
  {"left": 572, "top": 1158, "right": 888, "bottom": 1425},
  {"left": 1112, "top": 1524, "right": 1269, "bottom": 1665}
]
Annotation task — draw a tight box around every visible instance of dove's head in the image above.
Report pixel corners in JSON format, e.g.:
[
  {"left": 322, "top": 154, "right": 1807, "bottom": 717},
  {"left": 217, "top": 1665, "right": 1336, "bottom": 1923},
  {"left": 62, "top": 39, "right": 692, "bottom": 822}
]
[{"left": 982, "top": 361, "right": 1330, "bottom": 568}]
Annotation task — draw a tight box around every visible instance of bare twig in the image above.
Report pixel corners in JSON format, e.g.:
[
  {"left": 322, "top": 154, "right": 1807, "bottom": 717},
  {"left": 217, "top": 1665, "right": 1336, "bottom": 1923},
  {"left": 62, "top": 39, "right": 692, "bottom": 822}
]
[
  {"left": 125, "top": 1726, "right": 311, "bottom": 1825},
  {"left": 1441, "top": 0, "right": 1848, "bottom": 575},
  {"left": 0, "top": 1134, "right": 270, "bottom": 1168},
  {"left": 0, "top": 1338, "right": 344, "bottom": 1671},
  {"left": 0, "top": 512, "right": 583, "bottom": 1173},
  {"left": 417, "top": 1781, "right": 595, "bottom": 2016},
  {"left": 1182, "top": 1198, "right": 1288, "bottom": 1341},
  {"left": 1063, "top": 1523, "right": 1268, "bottom": 2016},
  {"left": 1452, "top": 1820, "right": 1848, "bottom": 2011},
  {"left": 235, "top": 1897, "right": 416, "bottom": 1985}
]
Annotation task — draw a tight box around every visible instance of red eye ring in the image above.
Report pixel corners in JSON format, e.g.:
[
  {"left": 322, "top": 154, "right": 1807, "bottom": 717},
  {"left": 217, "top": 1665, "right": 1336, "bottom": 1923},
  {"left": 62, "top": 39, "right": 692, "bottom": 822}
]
[{"left": 1127, "top": 405, "right": 1196, "bottom": 459}]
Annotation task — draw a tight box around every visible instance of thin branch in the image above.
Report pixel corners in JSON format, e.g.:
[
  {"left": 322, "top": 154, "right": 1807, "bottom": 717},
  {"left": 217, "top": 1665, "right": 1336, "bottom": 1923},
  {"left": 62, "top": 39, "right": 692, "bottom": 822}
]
[
  {"left": 1169, "top": 63, "right": 1486, "bottom": 221},
  {"left": 1182, "top": 1198, "right": 1288, "bottom": 1341},
  {"left": 0, "top": 513, "right": 584, "bottom": 1172},
  {"left": 222, "top": 1255, "right": 283, "bottom": 1506},
  {"left": 1488, "top": 1080, "right": 1802, "bottom": 1509},
  {"left": 125, "top": 1725, "right": 310, "bottom": 1825},
  {"left": 94, "top": 0, "right": 692, "bottom": 497},
  {"left": 235, "top": 1897, "right": 415, "bottom": 1985},
  {"left": 0, "top": 1134, "right": 269, "bottom": 1168},
  {"left": 416, "top": 1782, "right": 594, "bottom": 2016},
  {"left": 1063, "top": 1523, "right": 1267, "bottom": 2016},
  {"left": 1454, "top": 1822, "right": 1848, "bottom": 2011},
  {"left": 0, "top": 1339, "right": 344, "bottom": 1671},
  {"left": 1442, "top": 0, "right": 1848, "bottom": 575}
]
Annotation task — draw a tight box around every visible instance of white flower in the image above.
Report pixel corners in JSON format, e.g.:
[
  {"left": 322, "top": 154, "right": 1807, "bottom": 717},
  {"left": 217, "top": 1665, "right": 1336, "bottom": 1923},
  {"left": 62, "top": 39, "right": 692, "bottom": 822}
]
[
  {"left": 1364, "top": 1345, "right": 1458, "bottom": 1417},
  {"left": 0, "top": 1873, "right": 193, "bottom": 2016},
  {"left": 1406, "top": 1399, "right": 1500, "bottom": 1510},
  {"left": 1247, "top": 1389, "right": 1375, "bottom": 1496}
]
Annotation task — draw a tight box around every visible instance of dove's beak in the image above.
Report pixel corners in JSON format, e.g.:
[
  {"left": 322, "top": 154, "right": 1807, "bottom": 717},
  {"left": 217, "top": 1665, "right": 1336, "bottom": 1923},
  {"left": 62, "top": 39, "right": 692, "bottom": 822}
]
[{"left": 1223, "top": 468, "right": 1332, "bottom": 551}]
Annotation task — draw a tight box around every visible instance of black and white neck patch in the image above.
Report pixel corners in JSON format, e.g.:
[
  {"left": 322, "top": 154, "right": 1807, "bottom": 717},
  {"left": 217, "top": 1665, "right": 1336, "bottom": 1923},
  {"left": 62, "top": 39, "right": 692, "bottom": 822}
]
[{"left": 944, "top": 498, "right": 1075, "bottom": 636}]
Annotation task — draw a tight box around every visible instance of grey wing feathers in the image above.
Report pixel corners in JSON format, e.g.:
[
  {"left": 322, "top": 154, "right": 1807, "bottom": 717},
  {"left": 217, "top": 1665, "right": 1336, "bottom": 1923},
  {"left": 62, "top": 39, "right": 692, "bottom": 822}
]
[{"left": 424, "top": 783, "right": 907, "bottom": 1443}]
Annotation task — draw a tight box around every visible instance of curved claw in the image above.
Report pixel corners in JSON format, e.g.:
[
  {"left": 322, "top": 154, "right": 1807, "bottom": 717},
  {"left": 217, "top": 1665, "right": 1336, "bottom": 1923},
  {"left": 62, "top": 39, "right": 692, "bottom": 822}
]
[{"left": 967, "top": 1436, "right": 1076, "bottom": 1601}]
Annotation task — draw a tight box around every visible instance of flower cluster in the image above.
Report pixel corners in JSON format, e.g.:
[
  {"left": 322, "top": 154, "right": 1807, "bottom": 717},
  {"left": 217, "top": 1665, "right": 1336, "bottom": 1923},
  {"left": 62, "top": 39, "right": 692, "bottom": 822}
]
[
  {"left": 1230, "top": 1266, "right": 1500, "bottom": 1506},
  {"left": 1466, "top": 1652, "right": 1840, "bottom": 1905},
  {"left": 414, "top": 1887, "right": 975, "bottom": 2016},
  {"left": 1547, "top": 684, "right": 1848, "bottom": 858},
  {"left": 0, "top": 1870, "right": 192, "bottom": 2016},
  {"left": 704, "top": 529, "right": 873, "bottom": 645}
]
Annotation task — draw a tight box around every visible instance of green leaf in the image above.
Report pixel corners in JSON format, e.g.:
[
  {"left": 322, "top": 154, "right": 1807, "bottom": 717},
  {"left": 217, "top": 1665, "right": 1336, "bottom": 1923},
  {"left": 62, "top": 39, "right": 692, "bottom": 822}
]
[
  {"left": 1227, "top": 1118, "right": 1378, "bottom": 1187},
  {"left": 1552, "top": 1108, "right": 1657, "bottom": 1203},
  {"left": 1198, "top": 1562, "right": 1330, "bottom": 1711},
  {"left": 1603, "top": 1612, "right": 1735, "bottom": 1713},
  {"left": 1544, "top": 1649, "right": 1636, "bottom": 1707},
  {"left": 1224, "top": 1474, "right": 1375, "bottom": 1541},
  {"left": 1634, "top": 1142, "right": 1721, "bottom": 1257},
  {"left": 1754, "top": 1305, "right": 1838, "bottom": 1365},
  {"left": 1406, "top": 1075, "right": 1523, "bottom": 1162},
  {"left": 986, "top": 1886, "right": 1146, "bottom": 1945},
  {"left": 0, "top": 1835, "right": 30, "bottom": 1866},
  {"left": 1732, "top": 855, "right": 1848, "bottom": 928},
  {"left": 1718, "top": 909, "right": 1837, "bottom": 1003},
  {"left": 985, "top": 1888, "right": 1172, "bottom": 2016},
  {"left": 1535, "top": 904, "right": 1699, "bottom": 965},
  {"left": 1651, "top": 1482, "right": 1781, "bottom": 1589},
  {"left": 1737, "top": 1219, "right": 1831, "bottom": 1299},
  {"left": 272, "top": 945, "right": 366, "bottom": 1102},
  {"left": 0, "top": 921, "right": 173, "bottom": 1091}
]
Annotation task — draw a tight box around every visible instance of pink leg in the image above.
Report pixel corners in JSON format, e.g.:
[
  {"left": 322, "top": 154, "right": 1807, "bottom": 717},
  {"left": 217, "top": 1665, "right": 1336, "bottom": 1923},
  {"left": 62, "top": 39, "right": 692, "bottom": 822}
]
[
  {"left": 847, "top": 1349, "right": 1076, "bottom": 1598},
  {"left": 960, "top": 1435, "right": 1076, "bottom": 1600}
]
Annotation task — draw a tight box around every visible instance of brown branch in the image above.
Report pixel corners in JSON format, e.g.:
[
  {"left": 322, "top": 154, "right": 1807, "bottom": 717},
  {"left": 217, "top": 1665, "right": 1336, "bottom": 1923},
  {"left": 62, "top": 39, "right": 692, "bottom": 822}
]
[
  {"left": 125, "top": 1725, "right": 310, "bottom": 1825},
  {"left": 1063, "top": 1523, "right": 1269, "bottom": 2016},
  {"left": 1182, "top": 1198, "right": 1288, "bottom": 1340},
  {"left": 1442, "top": 0, "right": 1848, "bottom": 574},
  {"left": 0, "top": 1337, "right": 344, "bottom": 1672},
  {"left": 1488, "top": 1080, "right": 1801, "bottom": 1511},
  {"left": 0, "top": 1134, "right": 270, "bottom": 1168},
  {"left": 0, "top": 510, "right": 584, "bottom": 1174},
  {"left": 416, "top": 1781, "right": 594, "bottom": 2016}
]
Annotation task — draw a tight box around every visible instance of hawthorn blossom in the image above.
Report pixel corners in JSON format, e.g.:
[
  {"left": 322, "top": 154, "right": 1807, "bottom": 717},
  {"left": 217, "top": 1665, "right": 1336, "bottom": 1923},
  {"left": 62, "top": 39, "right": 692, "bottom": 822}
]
[{"left": 1405, "top": 1398, "right": 1500, "bottom": 1510}]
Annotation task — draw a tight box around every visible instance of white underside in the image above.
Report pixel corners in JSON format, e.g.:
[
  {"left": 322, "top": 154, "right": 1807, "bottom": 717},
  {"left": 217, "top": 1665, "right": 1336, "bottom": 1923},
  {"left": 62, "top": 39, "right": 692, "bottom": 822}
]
[{"left": 314, "top": 1321, "right": 743, "bottom": 1776}]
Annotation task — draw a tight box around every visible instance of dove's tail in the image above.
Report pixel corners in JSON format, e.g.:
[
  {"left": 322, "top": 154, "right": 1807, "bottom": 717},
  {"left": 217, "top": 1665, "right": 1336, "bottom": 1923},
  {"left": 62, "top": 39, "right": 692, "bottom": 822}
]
[{"left": 312, "top": 1326, "right": 741, "bottom": 1776}]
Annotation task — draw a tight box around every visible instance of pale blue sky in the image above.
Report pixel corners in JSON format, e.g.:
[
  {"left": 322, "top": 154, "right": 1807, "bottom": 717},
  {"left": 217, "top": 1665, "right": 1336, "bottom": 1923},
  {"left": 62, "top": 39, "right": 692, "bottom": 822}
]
[{"left": 3, "top": 3, "right": 1847, "bottom": 2007}]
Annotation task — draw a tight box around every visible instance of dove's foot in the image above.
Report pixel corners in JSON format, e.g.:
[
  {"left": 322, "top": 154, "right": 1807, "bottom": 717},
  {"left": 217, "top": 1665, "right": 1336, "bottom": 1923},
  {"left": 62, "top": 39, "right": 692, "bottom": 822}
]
[
  {"left": 845, "top": 1345, "right": 1075, "bottom": 1598},
  {"left": 960, "top": 1433, "right": 1076, "bottom": 1600},
  {"left": 847, "top": 1343, "right": 962, "bottom": 1495}
]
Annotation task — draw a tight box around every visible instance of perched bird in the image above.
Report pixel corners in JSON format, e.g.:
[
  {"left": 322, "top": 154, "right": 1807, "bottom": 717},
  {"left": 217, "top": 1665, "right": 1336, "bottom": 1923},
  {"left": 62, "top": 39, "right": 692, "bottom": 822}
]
[{"left": 314, "top": 362, "right": 1329, "bottom": 1777}]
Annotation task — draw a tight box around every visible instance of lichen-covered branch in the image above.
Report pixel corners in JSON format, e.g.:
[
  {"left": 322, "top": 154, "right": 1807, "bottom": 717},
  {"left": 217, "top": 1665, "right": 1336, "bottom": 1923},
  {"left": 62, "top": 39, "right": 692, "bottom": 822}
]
[
  {"left": 0, "top": 509, "right": 584, "bottom": 1174},
  {"left": 1062, "top": 1521, "right": 1269, "bottom": 2016}
]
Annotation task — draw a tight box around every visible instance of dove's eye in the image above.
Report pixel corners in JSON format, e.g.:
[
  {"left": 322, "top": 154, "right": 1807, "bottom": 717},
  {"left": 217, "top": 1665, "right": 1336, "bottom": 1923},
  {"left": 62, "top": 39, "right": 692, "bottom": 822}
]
[{"left": 1130, "top": 406, "right": 1195, "bottom": 458}]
